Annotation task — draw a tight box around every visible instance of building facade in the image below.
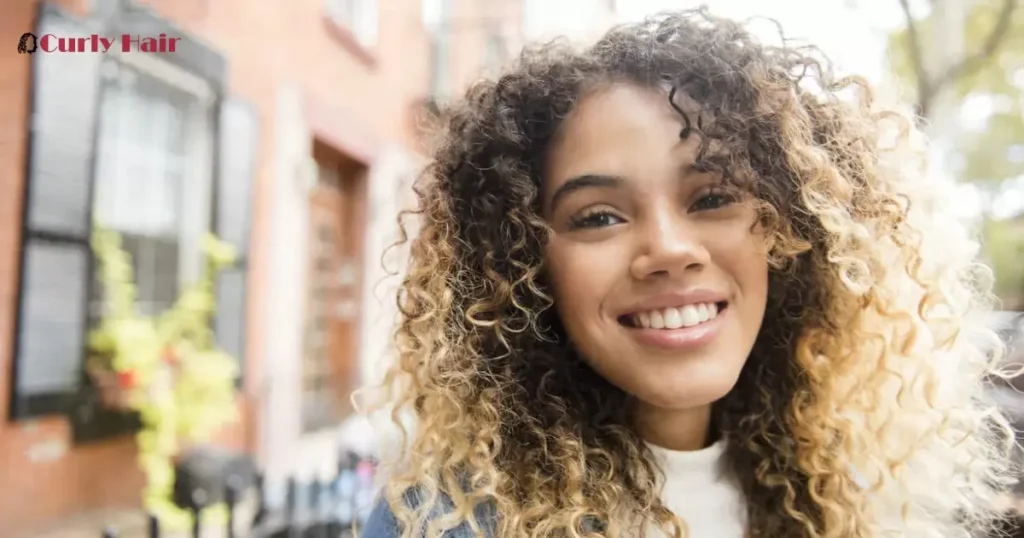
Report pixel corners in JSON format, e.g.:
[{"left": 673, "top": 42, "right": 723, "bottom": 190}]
[
  {"left": 0, "top": 0, "right": 527, "bottom": 535},
  {"left": 0, "top": 0, "right": 643, "bottom": 532}
]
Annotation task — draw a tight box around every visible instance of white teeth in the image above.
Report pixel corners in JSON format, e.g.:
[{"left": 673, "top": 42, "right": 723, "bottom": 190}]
[
  {"left": 631, "top": 302, "right": 720, "bottom": 330},
  {"left": 697, "top": 303, "right": 709, "bottom": 321},
  {"left": 650, "top": 310, "right": 665, "bottom": 329},
  {"left": 663, "top": 308, "right": 683, "bottom": 329},
  {"left": 638, "top": 311, "right": 651, "bottom": 328},
  {"left": 680, "top": 305, "right": 700, "bottom": 326}
]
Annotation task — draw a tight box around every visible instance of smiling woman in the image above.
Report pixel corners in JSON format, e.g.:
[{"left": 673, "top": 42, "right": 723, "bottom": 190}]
[
  {"left": 542, "top": 84, "right": 769, "bottom": 444},
  {"left": 360, "top": 8, "right": 1017, "bottom": 538}
]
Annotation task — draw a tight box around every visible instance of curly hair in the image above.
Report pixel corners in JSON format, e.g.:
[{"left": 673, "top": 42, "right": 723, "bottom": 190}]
[
  {"left": 368, "top": 9, "right": 1017, "bottom": 538},
  {"left": 18, "top": 33, "right": 37, "bottom": 54}
]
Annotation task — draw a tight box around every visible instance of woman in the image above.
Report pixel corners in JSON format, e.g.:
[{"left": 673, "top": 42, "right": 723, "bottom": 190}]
[{"left": 361, "top": 9, "right": 1017, "bottom": 538}]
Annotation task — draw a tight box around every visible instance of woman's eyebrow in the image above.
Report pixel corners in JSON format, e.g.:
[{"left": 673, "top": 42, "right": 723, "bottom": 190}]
[{"left": 549, "top": 173, "right": 624, "bottom": 210}]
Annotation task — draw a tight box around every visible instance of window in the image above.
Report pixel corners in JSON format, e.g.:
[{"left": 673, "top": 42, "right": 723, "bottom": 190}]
[
  {"left": 12, "top": 4, "right": 257, "bottom": 435},
  {"left": 90, "top": 61, "right": 215, "bottom": 322},
  {"left": 325, "top": 0, "right": 379, "bottom": 49}
]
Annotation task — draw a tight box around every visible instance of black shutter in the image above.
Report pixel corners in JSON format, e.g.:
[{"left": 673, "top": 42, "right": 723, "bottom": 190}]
[
  {"left": 213, "top": 98, "right": 259, "bottom": 382},
  {"left": 10, "top": 4, "right": 104, "bottom": 419}
]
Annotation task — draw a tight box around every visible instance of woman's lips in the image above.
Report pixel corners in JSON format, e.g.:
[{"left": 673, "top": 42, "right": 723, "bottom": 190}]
[{"left": 619, "top": 303, "right": 728, "bottom": 350}]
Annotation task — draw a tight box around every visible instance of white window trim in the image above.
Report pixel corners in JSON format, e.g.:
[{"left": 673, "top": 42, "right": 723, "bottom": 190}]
[{"left": 106, "top": 51, "right": 215, "bottom": 105}]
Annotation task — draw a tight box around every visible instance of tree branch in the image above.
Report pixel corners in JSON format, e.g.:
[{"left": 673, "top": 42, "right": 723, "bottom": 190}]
[
  {"left": 897, "top": 0, "right": 932, "bottom": 118},
  {"left": 934, "top": 0, "right": 1018, "bottom": 89},
  {"left": 900, "top": 0, "right": 1019, "bottom": 120}
]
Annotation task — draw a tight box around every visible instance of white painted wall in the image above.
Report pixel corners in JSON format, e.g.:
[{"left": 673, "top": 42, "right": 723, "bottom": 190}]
[{"left": 258, "top": 82, "right": 314, "bottom": 483}]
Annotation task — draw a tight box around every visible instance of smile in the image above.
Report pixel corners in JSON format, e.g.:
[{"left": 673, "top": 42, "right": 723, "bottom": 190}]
[
  {"left": 618, "top": 301, "right": 728, "bottom": 350},
  {"left": 625, "top": 302, "right": 723, "bottom": 330}
]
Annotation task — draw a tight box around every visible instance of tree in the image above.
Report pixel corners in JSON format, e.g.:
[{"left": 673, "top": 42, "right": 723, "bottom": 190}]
[
  {"left": 889, "top": 0, "right": 1022, "bottom": 187},
  {"left": 888, "top": 0, "right": 1024, "bottom": 309},
  {"left": 890, "top": 0, "right": 1019, "bottom": 119}
]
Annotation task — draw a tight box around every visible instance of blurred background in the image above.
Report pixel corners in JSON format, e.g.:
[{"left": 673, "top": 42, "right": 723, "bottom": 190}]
[{"left": 0, "top": 0, "right": 1021, "bottom": 536}]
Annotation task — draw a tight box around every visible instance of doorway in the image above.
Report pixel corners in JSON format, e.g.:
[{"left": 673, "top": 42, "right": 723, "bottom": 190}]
[{"left": 300, "top": 141, "right": 368, "bottom": 433}]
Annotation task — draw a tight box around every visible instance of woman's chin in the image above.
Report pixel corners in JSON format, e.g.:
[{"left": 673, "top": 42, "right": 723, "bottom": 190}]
[{"left": 637, "top": 376, "right": 740, "bottom": 411}]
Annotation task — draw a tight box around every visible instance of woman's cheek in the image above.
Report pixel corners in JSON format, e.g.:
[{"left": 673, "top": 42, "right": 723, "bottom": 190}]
[{"left": 547, "top": 238, "right": 625, "bottom": 308}]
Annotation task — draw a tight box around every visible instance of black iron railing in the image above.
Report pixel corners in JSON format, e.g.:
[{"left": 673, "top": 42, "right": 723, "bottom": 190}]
[{"left": 101, "top": 451, "right": 377, "bottom": 538}]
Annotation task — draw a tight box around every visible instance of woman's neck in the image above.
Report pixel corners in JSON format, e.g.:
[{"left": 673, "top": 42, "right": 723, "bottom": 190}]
[{"left": 635, "top": 403, "right": 712, "bottom": 451}]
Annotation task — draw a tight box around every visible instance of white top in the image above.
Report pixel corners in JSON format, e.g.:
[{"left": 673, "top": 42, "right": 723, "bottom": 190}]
[{"left": 646, "top": 439, "right": 747, "bottom": 538}]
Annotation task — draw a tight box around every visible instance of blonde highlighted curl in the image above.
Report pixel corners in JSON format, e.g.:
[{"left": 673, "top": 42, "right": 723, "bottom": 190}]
[{"left": 369, "top": 9, "right": 1018, "bottom": 538}]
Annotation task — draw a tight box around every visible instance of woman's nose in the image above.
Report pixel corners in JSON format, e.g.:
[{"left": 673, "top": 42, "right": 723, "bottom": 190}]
[{"left": 629, "top": 210, "right": 710, "bottom": 280}]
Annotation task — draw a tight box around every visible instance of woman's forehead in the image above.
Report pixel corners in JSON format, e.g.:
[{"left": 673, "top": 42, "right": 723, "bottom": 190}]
[{"left": 543, "top": 84, "right": 710, "bottom": 182}]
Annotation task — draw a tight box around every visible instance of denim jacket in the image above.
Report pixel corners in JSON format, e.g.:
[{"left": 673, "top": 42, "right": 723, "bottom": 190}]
[
  {"left": 362, "top": 488, "right": 613, "bottom": 538},
  {"left": 362, "top": 489, "right": 499, "bottom": 538}
]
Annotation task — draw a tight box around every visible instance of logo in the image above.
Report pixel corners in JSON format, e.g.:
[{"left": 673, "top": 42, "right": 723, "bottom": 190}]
[
  {"left": 17, "top": 32, "right": 180, "bottom": 54},
  {"left": 18, "top": 33, "right": 38, "bottom": 54}
]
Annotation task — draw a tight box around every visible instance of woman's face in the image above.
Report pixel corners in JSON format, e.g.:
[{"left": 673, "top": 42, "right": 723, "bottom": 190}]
[{"left": 542, "top": 82, "right": 769, "bottom": 418}]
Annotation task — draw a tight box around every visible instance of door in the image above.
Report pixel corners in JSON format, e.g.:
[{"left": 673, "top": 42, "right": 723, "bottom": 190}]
[{"left": 301, "top": 143, "right": 367, "bottom": 432}]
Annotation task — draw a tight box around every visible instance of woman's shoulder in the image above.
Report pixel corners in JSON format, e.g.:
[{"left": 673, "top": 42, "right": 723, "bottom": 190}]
[
  {"left": 361, "top": 487, "right": 498, "bottom": 538},
  {"left": 361, "top": 494, "right": 404, "bottom": 538}
]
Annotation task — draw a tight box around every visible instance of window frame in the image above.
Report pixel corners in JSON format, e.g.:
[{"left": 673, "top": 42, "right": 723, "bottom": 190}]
[
  {"left": 12, "top": 55, "right": 216, "bottom": 420},
  {"left": 89, "top": 52, "right": 218, "bottom": 318},
  {"left": 9, "top": 2, "right": 236, "bottom": 428}
]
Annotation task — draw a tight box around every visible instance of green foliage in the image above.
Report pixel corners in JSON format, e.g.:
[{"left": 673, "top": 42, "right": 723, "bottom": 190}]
[
  {"left": 888, "top": 0, "right": 1024, "bottom": 305},
  {"left": 888, "top": 0, "right": 1024, "bottom": 186},
  {"left": 89, "top": 226, "right": 240, "bottom": 529}
]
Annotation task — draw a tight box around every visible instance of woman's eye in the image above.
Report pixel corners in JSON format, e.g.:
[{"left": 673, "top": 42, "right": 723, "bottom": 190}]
[
  {"left": 568, "top": 211, "right": 624, "bottom": 230},
  {"left": 690, "top": 191, "right": 736, "bottom": 212}
]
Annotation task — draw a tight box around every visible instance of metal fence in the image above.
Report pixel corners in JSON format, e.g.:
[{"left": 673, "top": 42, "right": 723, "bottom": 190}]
[{"left": 101, "top": 451, "right": 378, "bottom": 538}]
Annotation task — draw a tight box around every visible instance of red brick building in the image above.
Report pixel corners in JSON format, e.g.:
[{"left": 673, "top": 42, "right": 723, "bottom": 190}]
[{"left": 0, "top": 0, "right": 522, "bottom": 535}]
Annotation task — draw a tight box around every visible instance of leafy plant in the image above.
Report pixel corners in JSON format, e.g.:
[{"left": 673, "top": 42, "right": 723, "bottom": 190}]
[{"left": 88, "top": 225, "right": 240, "bottom": 528}]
